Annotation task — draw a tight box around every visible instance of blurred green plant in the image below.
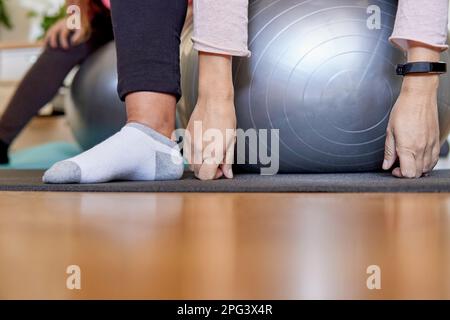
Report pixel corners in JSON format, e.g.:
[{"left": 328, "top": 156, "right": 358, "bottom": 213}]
[
  {"left": 0, "top": 0, "right": 13, "bottom": 29},
  {"left": 28, "top": 4, "right": 66, "bottom": 39}
]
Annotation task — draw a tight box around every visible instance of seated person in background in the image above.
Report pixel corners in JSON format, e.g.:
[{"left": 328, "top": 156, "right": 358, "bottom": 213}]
[{"left": 0, "top": 0, "right": 112, "bottom": 164}]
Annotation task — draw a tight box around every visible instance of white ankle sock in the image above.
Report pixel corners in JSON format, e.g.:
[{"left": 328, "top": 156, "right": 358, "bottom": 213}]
[{"left": 43, "top": 123, "right": 184, "bottom": 184}]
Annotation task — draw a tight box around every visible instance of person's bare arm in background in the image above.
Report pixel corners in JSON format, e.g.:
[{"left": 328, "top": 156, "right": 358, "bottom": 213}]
[{"left": 45, "top": 0, "right": 92, "bottom": 50}]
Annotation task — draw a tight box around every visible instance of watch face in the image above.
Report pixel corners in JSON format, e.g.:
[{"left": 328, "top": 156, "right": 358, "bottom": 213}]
[{"left": 396, "top": 65, "right": 405, "bottom": 75}]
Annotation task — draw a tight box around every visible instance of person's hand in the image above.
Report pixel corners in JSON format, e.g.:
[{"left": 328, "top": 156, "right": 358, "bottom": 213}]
[
  {"left": 383, "top": 74, "right": 440, "bottom": 178},
  {"left": 185, "top": 97, "right": 236, "bottom": 180},
  {"left": 45, "top": 15, "right": 91, "bottom": 50},
  {"left": 184, "top": 52, "right": 236, "bottom": 180}
]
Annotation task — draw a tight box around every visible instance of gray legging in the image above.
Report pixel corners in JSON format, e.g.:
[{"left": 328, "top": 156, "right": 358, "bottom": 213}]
[{"left": 0, "top": 11, "right": 113, "bottom": 146}]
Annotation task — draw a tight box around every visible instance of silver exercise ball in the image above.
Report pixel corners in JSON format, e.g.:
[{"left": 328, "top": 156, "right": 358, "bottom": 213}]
[
  {"left": 179, "top": 0, "right": 450, "bottom": 173},
  {"left": 66, "top": 37, "right": 196, "bottom": 150}
]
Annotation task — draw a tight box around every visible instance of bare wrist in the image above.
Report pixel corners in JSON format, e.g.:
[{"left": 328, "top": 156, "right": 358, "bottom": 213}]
[
  {"left": 198, "top": 52, "right": 234, "bottom": 100},
  {"left": 402, "top": 74, "right": 439, "bottom": 93},
  {"left": 407, "top": 41, "right": 441, "bottom": 63}
]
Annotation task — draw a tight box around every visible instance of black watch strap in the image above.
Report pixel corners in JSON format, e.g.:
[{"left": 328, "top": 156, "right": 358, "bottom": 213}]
[{"left": 396, "top": 62, "right": 447, "bottom": 76}]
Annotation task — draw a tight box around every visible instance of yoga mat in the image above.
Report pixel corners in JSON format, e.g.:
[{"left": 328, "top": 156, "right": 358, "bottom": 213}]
[
  {"left": 0, "top": 170, "right": 449, "bottom": 193},
  {"left": 0, "top": 142, "right": 81, "bottom": 170}
]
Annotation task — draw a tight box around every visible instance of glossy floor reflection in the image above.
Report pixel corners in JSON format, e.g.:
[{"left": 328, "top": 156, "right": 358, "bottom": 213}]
[{"left": 0, "top": 192, "right": 449, "bottom": 299}]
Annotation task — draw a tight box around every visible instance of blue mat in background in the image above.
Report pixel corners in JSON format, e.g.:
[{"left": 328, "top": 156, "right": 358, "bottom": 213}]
[{"left": 0, "top": 142, "right": 82, "bottom": 170}]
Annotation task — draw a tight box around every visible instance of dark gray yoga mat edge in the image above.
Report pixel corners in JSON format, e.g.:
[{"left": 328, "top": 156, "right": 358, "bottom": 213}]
[{"left": 0, "top": 170, "right": 449, "bottom": 193}]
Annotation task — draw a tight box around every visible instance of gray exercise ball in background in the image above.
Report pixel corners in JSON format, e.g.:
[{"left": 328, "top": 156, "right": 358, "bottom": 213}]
[
  {"left": 179, "top": 0, "right": 450, "bottom": 173},
  {"left": 66, "top": 38, "right": 196, "bottom": 151},
  {"left": 66, "top": 42, "right": 126, "bottom": 151}
]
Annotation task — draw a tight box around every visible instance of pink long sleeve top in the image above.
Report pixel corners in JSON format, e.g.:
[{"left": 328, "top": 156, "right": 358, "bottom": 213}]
[{"left": 193, "top": 0, "right": 449, "bottom": 57}]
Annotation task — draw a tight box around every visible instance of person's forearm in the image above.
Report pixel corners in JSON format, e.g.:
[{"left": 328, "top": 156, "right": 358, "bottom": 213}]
[
  {"left": 407, "top": 41, "right": 441, "bottom": 63},
  {"left": 198, "top": 53, "right": 234, "bottom": 102}
]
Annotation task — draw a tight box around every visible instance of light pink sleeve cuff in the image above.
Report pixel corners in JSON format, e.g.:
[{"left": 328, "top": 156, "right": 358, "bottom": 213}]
[
  {"left": 390, "top": 0, "right": 449, "bottom": 52},
  {"left": 192, "top": 0, "right": 251, "bottom": 57}
]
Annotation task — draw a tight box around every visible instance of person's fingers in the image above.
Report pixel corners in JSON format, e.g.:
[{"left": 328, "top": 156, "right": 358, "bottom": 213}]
[
  {"left": 44, "top": 24, "right": 56, "bottom": 47},
  {"left": 44, "top": 31, "right": 51, "bottom": 47},
  {"left": 192, "top": 143, "right": 204, "bottom": 177},
  {"left": 221, "top": 163, "right": 233, "bottom": 179},
  {"left": 423, "top": 144, "right": 433, "bottom": 174},
  {"left": 221, "top": 135, "right": 236, "bottom": 179},
  {"left": 214, "top": 167, "right": 224, "bottom": 180},
  {"left": 197, "top": 138, "right": 225, "bottom": 180},
  {"left": 392, "top": 167, "right": 402, "bottom": 178},
  {"left": 197, "top": 128, "right": 229, "bottom": 180},
  {"left": 183, "top": 139, "right": 194, "bottom": 172},
  {"left": 192, "top": 162, "right": 201, "bottom": 176},
  {"left": 183, "top": 127, "right": 197, "bottom": 172},
  {"left": 398, "top": 150, "right": 416, "bottom": 178},
  {"left": 383, "top": 128, "right": 397, "bottom": 170},
  {"left": 415, "top": 156, "right": 424, "bottom": 178},
  {"left": 49, "top": 28, "right": 59, "bottom": 49},
  {"left": 190, "top": 124, "right": 207, "bottom": 177},
  {"left": 197, "top": 162, "right": 220, "bottom": 180},
  {"left": 71, "top": 30, "right": 81, "bottom": 46},
  {"left": 72, "top": 29, "right": 87, "bottom": 46},
  {"left": 59, "top": 27, "right": 70, "bottom": 50},
  {"left": 428, "top": 144, "right": 441, "bottom": 173}
]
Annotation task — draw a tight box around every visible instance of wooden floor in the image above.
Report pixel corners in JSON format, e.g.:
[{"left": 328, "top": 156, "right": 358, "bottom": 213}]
[
  {"left": 0, "top": 192, "right": 449, "bottom": 300},
  {"left": 0, "top": 117, "right": 449, "bottom": 299}
]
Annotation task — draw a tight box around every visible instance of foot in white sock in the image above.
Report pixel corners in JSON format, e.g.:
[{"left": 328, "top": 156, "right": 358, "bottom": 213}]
[{"left": 43, "top": 123, "right": 184, "bottom": 184}]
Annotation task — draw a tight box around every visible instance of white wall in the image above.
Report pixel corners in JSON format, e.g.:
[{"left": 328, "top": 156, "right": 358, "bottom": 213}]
[
  {"left": 0, "top": 1, "right": 29, "bottom": 42},
  {"left": 0, "top": 0, "right": 64, "bottom": 42}
]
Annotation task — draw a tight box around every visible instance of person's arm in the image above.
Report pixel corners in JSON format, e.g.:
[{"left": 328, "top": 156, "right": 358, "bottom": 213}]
[
  {"left": 384, "top": 0, "right": 448, "bottom": 178},
  {"left": 186, "top": 0, "right": 249, "bottom": 180},
  {"left": 45, "top": 0, "right": 92, "bottom": 50}
]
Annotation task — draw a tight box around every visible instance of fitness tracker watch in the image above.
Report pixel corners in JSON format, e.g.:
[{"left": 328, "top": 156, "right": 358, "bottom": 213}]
[{"left": 396, "top": 61, "right": 447, "bottom": 76}]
